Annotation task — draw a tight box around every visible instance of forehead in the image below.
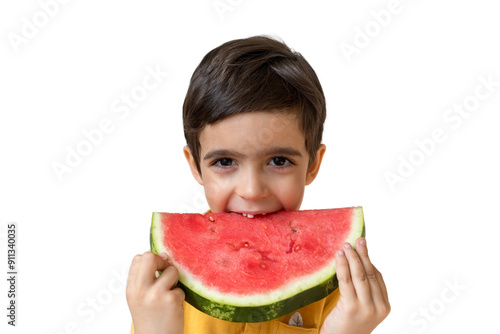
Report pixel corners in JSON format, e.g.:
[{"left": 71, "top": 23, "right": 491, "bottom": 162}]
[{"left": 199, "top": 111, "right": 306, "bottom": 156}]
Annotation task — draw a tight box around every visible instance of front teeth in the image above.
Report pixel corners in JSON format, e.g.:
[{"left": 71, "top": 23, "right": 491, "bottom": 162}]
[{"left": 240, "top": 213, "right": 261, "bottom": 218}]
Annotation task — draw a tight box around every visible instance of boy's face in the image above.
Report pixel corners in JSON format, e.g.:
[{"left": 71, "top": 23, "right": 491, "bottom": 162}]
[{"left": 184, "top": 110, "right": 326, "bottom": 215}]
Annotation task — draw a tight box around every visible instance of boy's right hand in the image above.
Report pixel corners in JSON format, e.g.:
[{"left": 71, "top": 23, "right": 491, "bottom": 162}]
[{"left": 126, "top": 251, "right": 185, "bottom": 334}]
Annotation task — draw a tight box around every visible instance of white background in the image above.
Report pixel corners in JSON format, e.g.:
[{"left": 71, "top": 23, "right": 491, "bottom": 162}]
[{"left": 1, "top": 0, "right": 499, "bottom": 333}]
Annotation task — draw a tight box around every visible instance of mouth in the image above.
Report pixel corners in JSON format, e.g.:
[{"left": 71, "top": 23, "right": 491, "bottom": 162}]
[{"left": 229, "top": 210, "right": 282, "bottom": 218}]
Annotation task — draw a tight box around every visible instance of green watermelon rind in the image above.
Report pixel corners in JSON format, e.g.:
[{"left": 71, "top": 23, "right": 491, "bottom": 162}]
[
  {"left": 179, "top": 270, "right": 340, "bottom": 323},
  {"left": 150, "top": 207, "right": 365, "bottom": 323}
]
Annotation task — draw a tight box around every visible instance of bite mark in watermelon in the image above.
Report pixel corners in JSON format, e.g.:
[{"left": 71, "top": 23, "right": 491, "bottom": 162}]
[{"left": 150, "top": 207, "right": 365, "bottom": 322}]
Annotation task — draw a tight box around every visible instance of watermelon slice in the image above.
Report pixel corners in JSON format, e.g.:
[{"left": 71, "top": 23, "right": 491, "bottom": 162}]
[{"left": 150, "top": 207, "right": 365, "bottom": 323}]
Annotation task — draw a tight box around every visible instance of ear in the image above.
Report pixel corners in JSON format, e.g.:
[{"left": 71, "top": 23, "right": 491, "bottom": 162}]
[
  {"left": 183, "top": 145, "right": 204, "bottom": 185},
  {"left": 305, "top": 144, "right": 326, "bottom": 185}
]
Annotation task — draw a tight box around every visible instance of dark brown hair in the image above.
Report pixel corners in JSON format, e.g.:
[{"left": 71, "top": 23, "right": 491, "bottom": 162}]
[{"left": 183, "top": 35, "right": 326, "bottom": 175}]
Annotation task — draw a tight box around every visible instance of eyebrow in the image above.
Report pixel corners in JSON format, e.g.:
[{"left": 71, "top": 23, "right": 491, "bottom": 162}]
[{"left": 203, "top": 146, "right": 303, "bottom": 160}]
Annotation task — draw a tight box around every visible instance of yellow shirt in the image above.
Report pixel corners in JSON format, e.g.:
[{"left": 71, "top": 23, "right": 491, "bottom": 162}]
[{"left": 131, "top": 289, "right": 340, "bottom": 334}]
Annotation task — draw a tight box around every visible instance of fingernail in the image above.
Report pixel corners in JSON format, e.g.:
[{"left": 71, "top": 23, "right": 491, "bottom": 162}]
[
  {"left": 338, "top": 250, "right": 345, "bottom": 256},
  {"left": 360, "top": 239, "right": 366, "bottom": 247},
  {"left": 344, "top": 243, "right": 351, "bottom": 249},
  {"left": 167, "top": 261, "right": 174, "bottom": 266},
  {"left": 159, "top": 252, "right": 168, "bottom": 260}
]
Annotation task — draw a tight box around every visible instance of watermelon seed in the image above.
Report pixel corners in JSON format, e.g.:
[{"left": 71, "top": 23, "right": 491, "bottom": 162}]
[
  {"left": 244, "top": 242, "right": 249, "bottom": 247},
  {"left": 294, "top": 245, "right": 301, "bottom": 251},
  {"left": 209, "top": 216, "right": 215, "bottom": 222},
  {"left": 260, "top": 263, "right": 266, "bottom": 269}
]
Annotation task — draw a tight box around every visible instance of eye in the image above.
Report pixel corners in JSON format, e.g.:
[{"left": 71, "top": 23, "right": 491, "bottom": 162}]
[
  {"left": 269, "top": 157, "right": 293, "bottom": 167},
  {"left": 212, "top": 158, "right": 235, "bottom": 168}
]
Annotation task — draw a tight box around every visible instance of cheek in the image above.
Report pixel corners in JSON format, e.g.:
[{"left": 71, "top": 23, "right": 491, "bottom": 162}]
[
  {"left": 202, "top": 177, "right": 233, "bottom": 212},
  {"left": 272, "top": 174, "right": 306, "bottom": 210},
  {"left": 199, "top": 166, "right": 221, "bottom": 205},
  {"left": 204, "top": 182, "right": 222, "bottom": 201}
]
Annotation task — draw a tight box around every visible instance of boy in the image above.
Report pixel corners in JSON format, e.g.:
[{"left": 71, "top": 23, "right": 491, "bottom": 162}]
[{"left": 126, "top": 36, "right": 390, "bottom": 334}]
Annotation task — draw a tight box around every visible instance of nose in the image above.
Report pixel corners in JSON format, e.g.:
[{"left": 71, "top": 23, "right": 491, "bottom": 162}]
[{"left": 235, "top": 168, "right": 270, "bottom": 201}]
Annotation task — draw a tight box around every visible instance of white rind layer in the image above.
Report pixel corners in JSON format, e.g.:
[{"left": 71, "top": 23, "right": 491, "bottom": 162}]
[{"left": 151, "top": 207, "right": 364, "bottom": 307}]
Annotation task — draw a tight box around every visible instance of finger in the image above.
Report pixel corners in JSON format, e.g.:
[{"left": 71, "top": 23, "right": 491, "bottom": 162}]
[
  {"left": 156, "top": 264, "right": 181, "bottom": 290},
  {"left": 372, "top": 264, "right": 389, "bottom": 305},
  {"left": 355, "top": 238, "right": 385, "bottom": 305},
  {"left": 127, "top": 254, "right": 143, "bottom": 288},
  {"left": 168, "top": 286, "right": 186, "bottom": 307},
  {"left": 172, "top": 286, "right": 186, "bottom": 301},
  {"left": 136, "top": 251, "right": 170, "bottom": 285},
  {"left": 343, "top": 242, "right": 372, "bottom": 303},
  {"left": 335, "top": 248, "right": 357, "bottom": 300}
]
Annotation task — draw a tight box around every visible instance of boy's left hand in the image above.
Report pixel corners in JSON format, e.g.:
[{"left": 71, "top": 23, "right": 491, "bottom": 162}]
[{"left": 320, "top": 237, "right": 390, "bottom": 334}]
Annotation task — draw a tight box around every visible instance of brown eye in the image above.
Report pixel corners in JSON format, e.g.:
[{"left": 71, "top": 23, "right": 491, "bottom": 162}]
[
  {"left": 220, "top": 158, "right": 233, "bottom": 166},
  {"left": 270, "top": 157, "right": 290, "bottom": 167},
  {"left": 213, "top": 158, "right": 234, "bottom": 167}
]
